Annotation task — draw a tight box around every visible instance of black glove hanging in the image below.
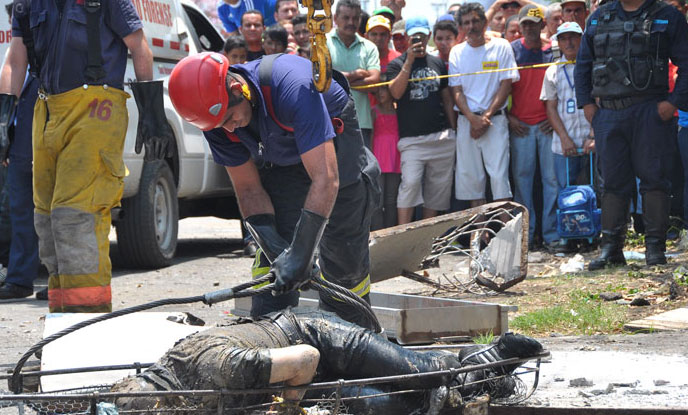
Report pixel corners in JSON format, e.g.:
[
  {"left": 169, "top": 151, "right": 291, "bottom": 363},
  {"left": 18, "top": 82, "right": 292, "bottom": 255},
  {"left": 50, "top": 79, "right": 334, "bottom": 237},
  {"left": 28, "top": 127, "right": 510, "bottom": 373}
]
[
  {"left": 272, "top": 209, "right": 328, "bottom": 295},
  {"left": 131, "top": 80, "right": 174, "bottom": 161},
  {"left": 0, "top": 93, "right": 17, "bottom": 163}
]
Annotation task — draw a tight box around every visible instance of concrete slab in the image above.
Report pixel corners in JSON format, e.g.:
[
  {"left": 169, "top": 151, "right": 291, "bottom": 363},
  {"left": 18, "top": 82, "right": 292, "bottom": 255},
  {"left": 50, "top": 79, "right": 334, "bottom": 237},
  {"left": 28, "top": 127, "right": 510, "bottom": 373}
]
[
  {"left": 624, "top": 307, "right": 688, "bottom": 332},
  {"left": 40, "top": 312, "right": 207, "bottom": 392}
]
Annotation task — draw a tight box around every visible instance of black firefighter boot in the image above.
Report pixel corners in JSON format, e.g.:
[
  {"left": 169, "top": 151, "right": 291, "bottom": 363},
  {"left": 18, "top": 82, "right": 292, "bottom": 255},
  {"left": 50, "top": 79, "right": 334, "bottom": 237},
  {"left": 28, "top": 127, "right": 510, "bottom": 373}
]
[
  {"left": 589, "top": 193, "right": 629, "bottom": 271},
  {"left": 643, "top": 190, "right": 670, "bottom": 266}
]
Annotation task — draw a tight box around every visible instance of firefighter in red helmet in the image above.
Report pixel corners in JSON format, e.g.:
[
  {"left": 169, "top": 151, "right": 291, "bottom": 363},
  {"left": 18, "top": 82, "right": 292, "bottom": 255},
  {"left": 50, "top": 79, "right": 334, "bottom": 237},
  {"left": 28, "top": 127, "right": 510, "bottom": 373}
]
[{"left": 169, "top": 52, "right": 380, "bottom": 329}]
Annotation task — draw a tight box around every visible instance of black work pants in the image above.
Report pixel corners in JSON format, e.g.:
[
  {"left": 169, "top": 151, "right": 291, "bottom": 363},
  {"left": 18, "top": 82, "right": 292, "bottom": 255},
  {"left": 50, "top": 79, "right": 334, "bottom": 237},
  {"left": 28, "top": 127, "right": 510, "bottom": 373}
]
[{"left": 250, "top": 163, "right": 378, "bottom": 329}]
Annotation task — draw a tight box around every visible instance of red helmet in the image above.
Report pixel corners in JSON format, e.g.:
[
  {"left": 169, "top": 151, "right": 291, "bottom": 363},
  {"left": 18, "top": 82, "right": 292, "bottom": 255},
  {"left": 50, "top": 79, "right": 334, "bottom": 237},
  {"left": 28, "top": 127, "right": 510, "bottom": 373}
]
[{"left": 169, "top": 52, "right": 230, "bottom": 131}]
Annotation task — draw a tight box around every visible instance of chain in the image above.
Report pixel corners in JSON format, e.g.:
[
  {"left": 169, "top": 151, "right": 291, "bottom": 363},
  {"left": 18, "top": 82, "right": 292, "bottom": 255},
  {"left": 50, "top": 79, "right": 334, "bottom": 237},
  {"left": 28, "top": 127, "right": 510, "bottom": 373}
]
[{"left": 300, "top": 0, "right": 333, "bottom": 92}]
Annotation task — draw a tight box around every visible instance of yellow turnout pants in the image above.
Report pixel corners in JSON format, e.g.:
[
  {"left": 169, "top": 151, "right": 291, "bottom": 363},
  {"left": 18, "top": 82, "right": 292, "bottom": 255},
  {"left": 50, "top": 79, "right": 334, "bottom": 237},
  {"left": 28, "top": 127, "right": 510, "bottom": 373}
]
[{"left": 33, "top": 85, "right": 129, "bottom": 312}]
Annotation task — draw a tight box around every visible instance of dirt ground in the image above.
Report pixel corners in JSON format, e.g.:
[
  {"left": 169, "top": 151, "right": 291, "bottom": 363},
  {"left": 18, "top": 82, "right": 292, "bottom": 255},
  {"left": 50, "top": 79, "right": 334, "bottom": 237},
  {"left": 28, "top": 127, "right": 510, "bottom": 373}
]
[
  {"left": 409, "top": 234, "right": 688, "bottom": 337},
  {"left": 1, "top": 219, "right": 688, "bottom": 412}
]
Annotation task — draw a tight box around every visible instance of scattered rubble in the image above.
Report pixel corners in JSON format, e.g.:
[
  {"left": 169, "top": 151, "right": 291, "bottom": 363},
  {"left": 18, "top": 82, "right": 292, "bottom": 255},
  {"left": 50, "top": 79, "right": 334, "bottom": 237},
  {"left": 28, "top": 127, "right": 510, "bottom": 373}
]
[
  {"left": 569, "top": 378, "right": 594, "bottom": 387},
  {"left": 599, "top": 292, "right": 622, "bottom": 301},
  {"left": 630, "top": 296, "right": 651, "bottom": 306}
]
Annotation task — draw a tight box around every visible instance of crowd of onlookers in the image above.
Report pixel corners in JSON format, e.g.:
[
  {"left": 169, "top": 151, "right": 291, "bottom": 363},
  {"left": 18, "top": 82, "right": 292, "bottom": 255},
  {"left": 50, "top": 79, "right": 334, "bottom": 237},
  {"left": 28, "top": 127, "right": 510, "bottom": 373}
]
[
  {"left": 2, "top": 0, "right": 687, "bottom": 285},
  {"left": 192, "top": 0, "right": 688, "bottom": 254}
]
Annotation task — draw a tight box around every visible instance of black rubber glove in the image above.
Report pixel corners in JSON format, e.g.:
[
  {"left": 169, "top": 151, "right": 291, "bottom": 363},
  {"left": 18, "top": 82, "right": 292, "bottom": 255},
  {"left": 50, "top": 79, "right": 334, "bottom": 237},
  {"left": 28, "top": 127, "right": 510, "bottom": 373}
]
[
  {"left": 244, "top": 214, "right": 289, "bottom": 262},
  {"left": 0, "top": 93, "right": 17, "bottom": 163},
  {"left": 131, "top": 80, "right": 174, "bottom": 161},
  {"left": 272, "top": 209, "right": 328, "bottom": 295}
]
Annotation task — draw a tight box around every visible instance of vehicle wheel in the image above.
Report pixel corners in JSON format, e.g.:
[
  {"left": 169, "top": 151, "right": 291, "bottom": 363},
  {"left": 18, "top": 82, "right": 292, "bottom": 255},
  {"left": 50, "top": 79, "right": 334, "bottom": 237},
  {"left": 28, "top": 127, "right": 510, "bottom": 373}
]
[{"left": 115, "top": 161, "right": 178, "bottom": 268}]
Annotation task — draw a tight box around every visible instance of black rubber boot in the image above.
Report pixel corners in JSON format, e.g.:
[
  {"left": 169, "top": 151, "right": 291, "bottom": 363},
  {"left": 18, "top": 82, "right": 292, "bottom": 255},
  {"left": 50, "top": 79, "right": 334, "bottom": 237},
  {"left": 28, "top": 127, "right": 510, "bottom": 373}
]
[
  {"left": 643, "top": 190, "right": 669, "bottom": 266},
  {"left": 589, "top": 193, "right": 629, "bottom": 271}
]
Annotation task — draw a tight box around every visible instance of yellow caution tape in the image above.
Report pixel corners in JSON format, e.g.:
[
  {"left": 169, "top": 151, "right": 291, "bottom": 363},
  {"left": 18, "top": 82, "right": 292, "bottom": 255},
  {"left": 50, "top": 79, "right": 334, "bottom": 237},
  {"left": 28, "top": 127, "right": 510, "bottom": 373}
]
[{"left": 351, "top": 60, "right": 575, "bottom": 91}]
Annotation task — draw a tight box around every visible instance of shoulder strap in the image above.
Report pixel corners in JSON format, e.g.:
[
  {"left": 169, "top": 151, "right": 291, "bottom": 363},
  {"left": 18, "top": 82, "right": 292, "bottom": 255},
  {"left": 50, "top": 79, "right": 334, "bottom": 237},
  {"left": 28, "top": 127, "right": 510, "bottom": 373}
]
[
  {"left": 258, "top": 53, "right": 295, "bottom": 133},
  {"left": 84, "top": 0, "right": 106, "bottom": 82},
  {"left": 642, "top": 0, "right": 667, "bottom": 20},
  {"left": 12, "top": 0, "right": 41, "bottom": 78}
]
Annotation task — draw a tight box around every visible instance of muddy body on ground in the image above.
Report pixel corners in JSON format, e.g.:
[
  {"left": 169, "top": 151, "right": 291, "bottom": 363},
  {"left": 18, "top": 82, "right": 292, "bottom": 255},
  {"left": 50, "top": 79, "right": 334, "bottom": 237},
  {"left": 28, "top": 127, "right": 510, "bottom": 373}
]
[{"left": 1, "top": 218, "right": 687, "bottom": 412}]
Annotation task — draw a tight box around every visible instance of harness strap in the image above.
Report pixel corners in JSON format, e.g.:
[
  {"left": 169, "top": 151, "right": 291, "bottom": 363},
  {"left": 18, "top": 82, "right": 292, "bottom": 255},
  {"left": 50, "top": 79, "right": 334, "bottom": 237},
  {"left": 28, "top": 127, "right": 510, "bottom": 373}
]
[
  {"left": 13, "top": 0, "right": 41, "bottom": 78},
  {"left": 258, "top": 53, "right": 296, "bottom": 133},
  {"left": 84, "top": 0, "right": 106, "bottom": 82},
  {"left": 258, "top": 53, "right": 346, "bottom": 135}
]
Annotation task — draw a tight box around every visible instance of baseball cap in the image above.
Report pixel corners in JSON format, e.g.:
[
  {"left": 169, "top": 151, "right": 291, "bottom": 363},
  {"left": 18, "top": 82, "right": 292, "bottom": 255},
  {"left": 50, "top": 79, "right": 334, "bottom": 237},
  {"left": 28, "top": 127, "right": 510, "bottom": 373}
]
[
  {"left": 372, "top": 6, "right": 395, "bottom": 17},
  {"left": 392, "top": 19, "right": 406, "bottom": 35},
  {"left": 437, "top": 13, "right": 456, "bottom": 22},
  {"left": 560, "top": 0, "right": 587, "bottom": 7},
  {"left": 553, "top": 21, "right": 583, "bottom": 39},
  {"left": 518, "top": 4, "right": 544, "bottom": 23},
  {"left": 366, "top": 15, "right": 391, "bottom": 33},
  {"left": 405, "top": 16, "right": 431, "bottom": 36}
]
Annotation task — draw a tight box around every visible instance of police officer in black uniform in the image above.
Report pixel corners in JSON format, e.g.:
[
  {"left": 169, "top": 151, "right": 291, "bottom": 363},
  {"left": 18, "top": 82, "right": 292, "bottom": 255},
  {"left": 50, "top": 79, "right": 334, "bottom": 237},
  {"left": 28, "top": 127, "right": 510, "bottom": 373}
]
[{"left": 575, "top": 0, "right": 688, "bottom": 270}]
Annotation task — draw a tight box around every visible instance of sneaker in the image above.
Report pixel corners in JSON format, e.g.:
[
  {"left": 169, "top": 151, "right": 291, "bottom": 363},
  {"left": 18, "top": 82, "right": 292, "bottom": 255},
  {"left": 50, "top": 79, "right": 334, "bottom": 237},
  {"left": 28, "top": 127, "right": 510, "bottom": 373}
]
[
  {"left": 0, "top": 283, "right": 33, "bottom": 300},
  {"left": 35, "top": 287, "right": 48, "bottom": 301}
]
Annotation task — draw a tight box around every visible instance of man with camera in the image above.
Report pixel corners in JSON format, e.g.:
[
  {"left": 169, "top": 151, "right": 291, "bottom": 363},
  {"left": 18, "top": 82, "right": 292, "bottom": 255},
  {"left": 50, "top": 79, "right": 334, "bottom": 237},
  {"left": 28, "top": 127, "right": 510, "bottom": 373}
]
[{"left": 386, "top": 16, "right": 457, "bottom": 225}]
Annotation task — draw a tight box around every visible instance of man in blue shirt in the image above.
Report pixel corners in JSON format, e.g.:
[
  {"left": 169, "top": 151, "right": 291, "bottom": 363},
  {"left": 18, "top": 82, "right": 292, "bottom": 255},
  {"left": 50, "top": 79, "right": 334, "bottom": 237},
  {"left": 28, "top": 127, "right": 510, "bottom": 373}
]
[
  {"left": 217, "top": 0, "right": 275, "bottom": 37},
  {"left": 169, "top": 53, "right": 380, "bottom": 329},
  {"left": 575, "top": 0, "right": 688, "bottom": 269}
]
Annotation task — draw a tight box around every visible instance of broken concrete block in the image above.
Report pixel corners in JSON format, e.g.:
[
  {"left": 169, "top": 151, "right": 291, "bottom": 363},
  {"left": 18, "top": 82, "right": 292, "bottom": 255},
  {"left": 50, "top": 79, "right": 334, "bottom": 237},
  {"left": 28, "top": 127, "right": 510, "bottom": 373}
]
[
  {"left": 654, "top": 380, "right": 670, "bottom": 386},
  {"left": 611, "top": 380, "right": 639, "bottom": 388},
  {"left": 570, "top": 377, "right": 594, "bottom": 387}
]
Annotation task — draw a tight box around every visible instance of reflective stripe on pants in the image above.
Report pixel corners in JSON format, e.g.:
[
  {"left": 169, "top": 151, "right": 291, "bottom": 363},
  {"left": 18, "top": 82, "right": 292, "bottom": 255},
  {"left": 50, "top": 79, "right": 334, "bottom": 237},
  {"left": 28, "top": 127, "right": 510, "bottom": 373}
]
[{"left": 33, "top": 86, "right": 129, "bottom": 313}]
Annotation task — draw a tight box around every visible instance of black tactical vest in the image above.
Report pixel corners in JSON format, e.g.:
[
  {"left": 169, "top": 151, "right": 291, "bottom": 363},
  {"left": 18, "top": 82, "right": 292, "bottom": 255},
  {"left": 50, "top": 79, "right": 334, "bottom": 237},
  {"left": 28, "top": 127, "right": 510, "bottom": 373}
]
[{"left": 591, "top": 0, "right": 670, "bottom": 99}]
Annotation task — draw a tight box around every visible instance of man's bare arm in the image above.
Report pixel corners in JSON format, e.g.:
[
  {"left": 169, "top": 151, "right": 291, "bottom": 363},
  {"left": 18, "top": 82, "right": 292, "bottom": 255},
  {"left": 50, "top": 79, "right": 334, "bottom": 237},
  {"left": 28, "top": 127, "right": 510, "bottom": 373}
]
[
  {"left": 350, "top": 68, "right": 380, "bottom": 87},
  {"left": 225, "top": 161, "right": 275, "bottom": 218},
  {"left": 300, "top": 140, "right": 339, "bottom": 217},
  {"left": 484, "top": 79, "right": 511, "bottom": 118},
  {"left": 0, "top": 37, "right": 29, "bottom": 96},
  {"left": 441, "top": 87, "right": 457, "bottom": 130},
  {"left": 123, "top": 29, "right": 153, "bottom": 81}
]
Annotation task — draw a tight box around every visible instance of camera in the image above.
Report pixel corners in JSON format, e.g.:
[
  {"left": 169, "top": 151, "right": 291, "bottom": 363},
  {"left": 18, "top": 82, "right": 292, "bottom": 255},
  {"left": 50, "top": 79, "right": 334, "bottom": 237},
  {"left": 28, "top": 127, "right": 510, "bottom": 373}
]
[{"left": 410, "top": 35, "right": 423, "bottom": 44}]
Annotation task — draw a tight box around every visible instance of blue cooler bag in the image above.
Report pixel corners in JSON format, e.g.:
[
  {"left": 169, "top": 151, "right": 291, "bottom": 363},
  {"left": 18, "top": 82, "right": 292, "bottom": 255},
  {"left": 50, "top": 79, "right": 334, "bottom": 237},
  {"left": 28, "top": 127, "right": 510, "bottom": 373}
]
[{"left": 556, "top": 153, "right": 601, "bottom": 243}]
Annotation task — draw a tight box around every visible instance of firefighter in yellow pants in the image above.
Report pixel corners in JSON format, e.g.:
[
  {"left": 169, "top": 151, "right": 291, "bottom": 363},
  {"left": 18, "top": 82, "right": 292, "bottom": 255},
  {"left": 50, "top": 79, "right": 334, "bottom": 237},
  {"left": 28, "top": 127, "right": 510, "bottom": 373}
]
[
  {"left": 0, "top": 0, "right": 173, "bottom": 312},
  {"left": 32, "top": 87, "right": 128, "bottom": 312}
]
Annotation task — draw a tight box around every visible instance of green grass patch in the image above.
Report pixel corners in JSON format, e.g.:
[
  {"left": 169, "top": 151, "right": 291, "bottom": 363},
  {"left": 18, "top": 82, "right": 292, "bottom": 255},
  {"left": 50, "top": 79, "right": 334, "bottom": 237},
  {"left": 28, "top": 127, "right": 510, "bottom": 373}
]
[
  {"left": 510, "top": 290, "right": 626, "bottom": 336},
  {"left": 472, "top": 330, "right": 495, "bottom": 344}
]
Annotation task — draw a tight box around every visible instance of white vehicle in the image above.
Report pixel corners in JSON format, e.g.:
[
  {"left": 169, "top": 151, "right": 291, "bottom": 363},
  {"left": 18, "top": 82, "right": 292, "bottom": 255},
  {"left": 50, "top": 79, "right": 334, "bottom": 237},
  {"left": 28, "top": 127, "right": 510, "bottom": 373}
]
[
  {"left": 0, "top": 0, "right": 239, "bottom": 269},
  {"left": 116, "top": 0, "right": 238, "bottom": 268}
]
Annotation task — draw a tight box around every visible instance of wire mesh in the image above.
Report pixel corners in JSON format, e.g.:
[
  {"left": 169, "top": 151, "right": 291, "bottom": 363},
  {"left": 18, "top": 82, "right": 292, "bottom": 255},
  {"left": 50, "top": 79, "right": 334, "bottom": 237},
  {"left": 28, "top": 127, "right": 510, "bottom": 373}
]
[
  {"left": 0, "top": 353, "right": 547, "bottom": 415},
  {"left": 415, "top": 206, "right": 527, "bottom": 296}
]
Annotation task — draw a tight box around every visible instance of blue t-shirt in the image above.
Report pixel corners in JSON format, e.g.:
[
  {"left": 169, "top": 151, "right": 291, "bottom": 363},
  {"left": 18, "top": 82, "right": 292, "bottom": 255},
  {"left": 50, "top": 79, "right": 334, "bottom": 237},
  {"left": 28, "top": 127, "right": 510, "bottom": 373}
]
[
  {"left": 203, "top": 55, "right": 349, "bottom": 168},
  {"left": 12, "top": 0, "right": 143, "bottom": 94},
  {"left": 217, "top": 0, "right": 275, "bottom": 34}
]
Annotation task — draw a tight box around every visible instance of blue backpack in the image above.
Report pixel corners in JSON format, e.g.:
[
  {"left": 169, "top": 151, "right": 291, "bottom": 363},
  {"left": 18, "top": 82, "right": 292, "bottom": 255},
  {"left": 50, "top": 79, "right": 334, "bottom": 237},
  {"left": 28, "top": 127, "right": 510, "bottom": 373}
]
[{"left": 556, "top": 153, "right": 601, "bottom": 243}]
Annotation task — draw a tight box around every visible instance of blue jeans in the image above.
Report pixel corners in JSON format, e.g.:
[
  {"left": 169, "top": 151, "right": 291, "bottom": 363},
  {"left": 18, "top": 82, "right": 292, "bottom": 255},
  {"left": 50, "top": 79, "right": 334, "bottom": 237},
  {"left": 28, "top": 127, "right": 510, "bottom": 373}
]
[
  {"left": 553, "top": 153, "right": 586, "bottom": 191},
  {"left": 511, "top": 124, "right": 559, "bottom": 244},
  {"left": 678, "top": 126, "right": 688, "bottom": 225}
]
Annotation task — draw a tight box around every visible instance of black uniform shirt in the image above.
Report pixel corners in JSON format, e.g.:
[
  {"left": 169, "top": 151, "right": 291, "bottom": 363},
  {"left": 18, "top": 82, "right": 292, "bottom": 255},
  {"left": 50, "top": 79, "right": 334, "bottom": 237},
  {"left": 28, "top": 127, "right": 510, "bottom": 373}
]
[{"left": 575, "top": 0, "right": 688, "bottom": 111}]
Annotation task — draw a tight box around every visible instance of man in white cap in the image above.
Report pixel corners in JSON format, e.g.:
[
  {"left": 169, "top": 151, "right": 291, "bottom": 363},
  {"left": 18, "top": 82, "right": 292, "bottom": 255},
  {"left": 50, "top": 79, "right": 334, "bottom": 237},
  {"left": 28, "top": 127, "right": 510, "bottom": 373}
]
[{"left": 540, "top": 22, "right": 594, "bottom": 251}]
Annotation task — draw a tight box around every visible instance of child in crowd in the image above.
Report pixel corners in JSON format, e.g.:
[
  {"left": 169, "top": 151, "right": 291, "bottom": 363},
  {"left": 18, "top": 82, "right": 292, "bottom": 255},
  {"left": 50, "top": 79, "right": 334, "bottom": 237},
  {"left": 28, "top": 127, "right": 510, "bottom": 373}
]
[
  {"left": 262, "top": 24, "right": 289, "bottom": 55},
  {"left": 370, "top": 80, "right": 401, "bottom": 229},
  {"left": 222, "top": 35, "right": 248, "bottom": 64}
]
